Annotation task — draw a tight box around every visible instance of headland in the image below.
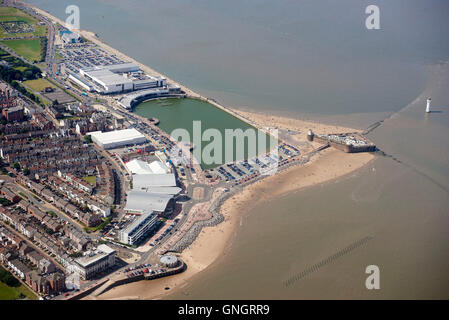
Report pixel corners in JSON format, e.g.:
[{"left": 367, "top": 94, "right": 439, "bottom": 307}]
[{"left": 16, "top": 2, "right": 376, "bottom": 300}]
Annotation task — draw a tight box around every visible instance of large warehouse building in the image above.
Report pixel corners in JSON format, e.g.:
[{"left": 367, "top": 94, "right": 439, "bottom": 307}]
[
  {"left": 78, "top": 63, "right": 167, "bottom": 94},
  {"left": 124, "top": 172, "right": 180, "bottom": 214},
  {"left": 80, "top": 65, "right": 134, "bottom": 94},
  {"left": 89, "top": 128, "right": 147, "bottom": 150},
  {"left": 132, "top": 173, "right": 177, "bottom": 189},
  {"left": 124, "top": 162, "right": 180, "bottom": 218},
  {"left": 68, "top": 73, "right": 94, "bottom": 92},
  {"left": 124, "top": 191, "right": 176, "bottom": 215}
]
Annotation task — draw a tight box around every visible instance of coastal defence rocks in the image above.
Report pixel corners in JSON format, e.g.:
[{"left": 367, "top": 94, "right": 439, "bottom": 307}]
[
  {"left": 165, "top": 145, "right": 326, "bottom": 255},
  {"left": 168, "top": 193, "right": 225, "bottom": 254}
]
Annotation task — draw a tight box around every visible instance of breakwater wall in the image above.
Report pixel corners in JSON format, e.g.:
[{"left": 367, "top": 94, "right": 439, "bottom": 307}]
[
  {"left": 66, "top": 278, "right": 109, "bottom": 300},
  {"left": 91, "top": 261, "right": 186, "bottom": 297},
  {"left": 186, "top": 95, "right": 278, "bottom": 141}
]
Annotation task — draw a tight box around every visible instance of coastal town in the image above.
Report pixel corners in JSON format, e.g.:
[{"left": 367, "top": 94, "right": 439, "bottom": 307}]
[{"left": 0, "top": 0, "right": 377, "bottom": 300}]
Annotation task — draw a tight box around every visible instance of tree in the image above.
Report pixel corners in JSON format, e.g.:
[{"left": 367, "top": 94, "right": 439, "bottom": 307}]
[
  {"left": 0, "top": 267, "right": 20, "bottom": 287},
  {"left": 12, "top": 162, "right": 20, "bottom": 170},
  {"left": 23, "top": 70, "right": 33, "bottom": 79},
  {"left": 70, "top": 251, "right": 83, "bottom": 258},
  {"left": 0, "top": 198, "right": 12, "bottom": 206},
  {"left": 46, "top": 211, "right": 57, "bottom": 218},
  {"left": 22, "top": 167, "right": 30, "bottom": 175},
  {"left": 83, "top": 135, "right": 92, "bottom": 144}
]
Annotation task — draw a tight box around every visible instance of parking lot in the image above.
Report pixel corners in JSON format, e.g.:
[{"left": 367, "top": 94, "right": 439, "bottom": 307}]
[
  {"left": 56, "top": 42, "right": 125, "bottom": 75},
  {"left": 209, "top": 143, "right": 300, "bottom": 183}
]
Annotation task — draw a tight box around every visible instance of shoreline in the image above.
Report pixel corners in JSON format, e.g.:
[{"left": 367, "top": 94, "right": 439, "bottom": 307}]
[
  {"left": 97, "top": 109, "right": 375, "bottom": 300},
  {"left": 27, "top": 5, "right": 202, "bottom": 98},
  {"left": 26, "top": 3, "right": 288, "bottom": 140},
  {"left": 24, "top": 2, "right": 375, "bottom": 300}
]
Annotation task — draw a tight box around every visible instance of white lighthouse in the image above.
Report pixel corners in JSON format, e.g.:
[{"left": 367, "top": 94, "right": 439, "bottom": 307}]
[
  {"left": 426, "top": 97, "right": 431, "bottom": 113},
  {"left": 307, "top": 129, "right": 314, "bottom": 141}
]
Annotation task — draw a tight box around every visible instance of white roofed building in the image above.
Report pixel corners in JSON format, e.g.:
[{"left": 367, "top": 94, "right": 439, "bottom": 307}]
[
  {"left": 126, "top": 159, "right": 170, "bottom": 175},
  {"left": 149, "top": 160, "right": 170, "bottom": 174},
  {"left": 124, "top": 163, "right": 179, "bottom": 218},
  {"left": 89, "top": 128, "right": 147, "bottom": 149},
  {"left": 62, "top": 31, "right": 81, "bottom": 44},
  {"left": 132, "top": 173, "right": 176, "bottom": 190},
  {"left": 118, "top": 211, "right": 159, "bottom": 245},
  {"left": 124, "top": 191, "right": 174, "bottom": 214}
]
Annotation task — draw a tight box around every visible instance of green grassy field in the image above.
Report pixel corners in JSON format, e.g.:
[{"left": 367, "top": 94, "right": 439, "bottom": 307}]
[
  {"left": 0, "top": 282, "right": 18, "bottom": 300},
  {"left": 0, "top": 7, "right": 37, "bottom": 24},
  {"left": 0, "top": 7, "right": 47, "bottom": 39},
  {"left": 0, "top": 38, "right": 43, "bottom": 62},
  {"left": 15, "top": 283, "right": 37, "bottom": 300},
  {"left": 0, "top": 272, "right": 37, "bottom": 300},
  {"left": 83, "top": 175, "right": 97, "bottom": 186},
  {"left": 55, "top": 51, "right": 64, "bottom": 60},
  {"left": 23, "top": 78, "right": 55, "bottom": 91}
]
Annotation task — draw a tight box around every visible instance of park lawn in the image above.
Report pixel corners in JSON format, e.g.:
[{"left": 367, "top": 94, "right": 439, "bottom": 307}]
[
  {"left": 0, "top": 282, "right": 37, "bottom": 300},
  {"left": 16, "top": 283, "right": 38, "bottom": 300},
  {"left": 19, "top": 81, "right": 51, "bottom": 106},
  {"left": 13, "top": 66, "right": 28, "bottom": 72},
  {"left": 0, "top": 38, "right": 42, "bottom": 62},
  {"left": 83, "top": 175, "right": 97, "bottom": 186},
  {"left": 0, "top": 7, "right": 38, "bottom": 24},
  {"left": 23, "top": 78, "right": 55, "bottom": 91},
  {"left": 33, "top": 25, "right": 47, "bottom": 37},
  {"left": 0, "top": 7, "right": 47, "bottom": 39},
  {"left": 0, "top": 282, "right": 19, "bottom": 300}
]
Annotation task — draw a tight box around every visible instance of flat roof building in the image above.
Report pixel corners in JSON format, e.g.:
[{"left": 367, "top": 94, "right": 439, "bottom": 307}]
[
  {"left": 118, "top": 87, "right": 170, "bottom": 109},
  {"left": 68, "top": 73, "right": 94, "bottom": 92},
  {"left": 71, "top": 244, "right": 115, "bottom": 280},
  {"left": 124, "top": 191, "right": 174, "bottom": 214},
  {"left": 2, "top": 106, "right": 24, "bottom": 122},
  {"left": 61, "top": 31, "right": 82, "bottom": 44},
  {"left": 118, "top": 211, "right": 159, "bottom": 245},
  {"left": 81, "top": 68, "right": 133, "bottom": 94},
  {"left": 79, "top": 63, "right": 148, "bottom": 94},
  {"left": 132, "top": 173, "right": 177, "bottom": 189},
  {"left": 124, "top": 170, "right": 179, "bottom": 216},
  {"left": 89, "top": 128, "right": 147, "bottom": 150}
]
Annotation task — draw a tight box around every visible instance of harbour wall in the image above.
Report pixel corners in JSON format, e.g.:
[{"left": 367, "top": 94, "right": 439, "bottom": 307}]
[
  {"left": 90, "top": 260, "right": 186, "bottom": 297},
  {"left": 311, "top": 135, "right": 376, "bottom": 153}
]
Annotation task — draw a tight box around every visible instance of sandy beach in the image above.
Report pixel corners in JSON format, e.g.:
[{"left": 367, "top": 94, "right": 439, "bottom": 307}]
[
  {"left": 26, "top": 3, "right": 374, "bottom": 300},
  {"left": 97, "top": 110, "right": 374, "bottom": 300}
]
